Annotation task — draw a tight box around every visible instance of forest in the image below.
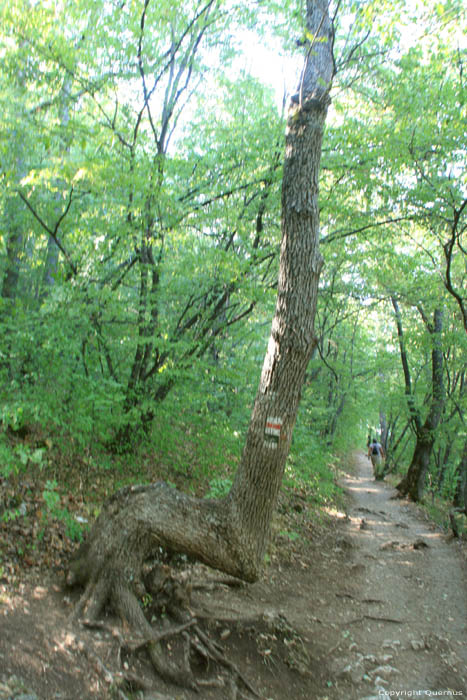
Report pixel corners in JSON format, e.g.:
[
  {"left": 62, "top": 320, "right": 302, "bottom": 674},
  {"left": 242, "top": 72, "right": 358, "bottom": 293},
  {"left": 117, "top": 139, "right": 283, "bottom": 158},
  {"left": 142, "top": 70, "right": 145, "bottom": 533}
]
[{"left": 0, "top": 0, "right": 466, "bottom": 696}]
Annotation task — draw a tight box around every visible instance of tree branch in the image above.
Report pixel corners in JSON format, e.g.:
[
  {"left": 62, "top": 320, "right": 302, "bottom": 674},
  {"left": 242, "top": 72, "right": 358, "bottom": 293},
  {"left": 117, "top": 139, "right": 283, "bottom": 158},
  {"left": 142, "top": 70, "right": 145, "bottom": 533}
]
[{"left": 17, "top": 189, "right": 78, "bottom": 276}]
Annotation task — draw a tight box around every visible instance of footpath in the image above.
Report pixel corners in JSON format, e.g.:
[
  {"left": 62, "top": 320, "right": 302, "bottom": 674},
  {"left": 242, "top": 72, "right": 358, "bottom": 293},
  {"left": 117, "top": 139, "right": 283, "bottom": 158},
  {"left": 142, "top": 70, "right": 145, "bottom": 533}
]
[{"left": 337, "top": 451, "right": 467, "bottom": 699}]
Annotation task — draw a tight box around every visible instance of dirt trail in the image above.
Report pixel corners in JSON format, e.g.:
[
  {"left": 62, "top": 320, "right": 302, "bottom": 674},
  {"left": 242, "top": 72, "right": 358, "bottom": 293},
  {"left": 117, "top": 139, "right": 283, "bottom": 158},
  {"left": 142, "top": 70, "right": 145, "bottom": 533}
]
[
  {"left": 1, "top": 451, "right": 466, "bottom": 700},
  {"left": 337, "top": 451, "right": 467, "bottom": 698}
]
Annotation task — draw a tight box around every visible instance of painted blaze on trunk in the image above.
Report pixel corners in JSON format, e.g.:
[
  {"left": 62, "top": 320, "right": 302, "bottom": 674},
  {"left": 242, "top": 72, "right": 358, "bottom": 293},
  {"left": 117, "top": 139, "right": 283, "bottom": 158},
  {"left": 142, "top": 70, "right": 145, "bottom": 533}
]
[
  {"left": 69, "top": 0, "right": 335, "bottom": 633},
  {"left": 228, "top": 0, "right": 334, "bottom": 571}
]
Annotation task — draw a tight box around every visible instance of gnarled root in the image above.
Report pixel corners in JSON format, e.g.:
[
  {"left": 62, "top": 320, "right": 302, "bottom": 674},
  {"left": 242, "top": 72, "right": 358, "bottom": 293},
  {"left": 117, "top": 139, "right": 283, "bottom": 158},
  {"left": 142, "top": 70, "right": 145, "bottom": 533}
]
[
  {"left": 66, "top": 483, "right": 261, "bottom": 694},
  {"left": 71, "top": 562, "right": 198, "bottom": 689},
  {"left": 68, "top": 558, "right": 262, "bottom": 696}
]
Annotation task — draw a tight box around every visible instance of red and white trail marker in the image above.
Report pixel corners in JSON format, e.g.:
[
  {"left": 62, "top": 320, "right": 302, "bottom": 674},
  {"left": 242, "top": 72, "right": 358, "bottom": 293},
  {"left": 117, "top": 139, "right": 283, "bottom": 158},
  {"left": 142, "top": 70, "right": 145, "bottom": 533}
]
[{"left": 264, "top": 416, "right": 282, "bottom": 448}]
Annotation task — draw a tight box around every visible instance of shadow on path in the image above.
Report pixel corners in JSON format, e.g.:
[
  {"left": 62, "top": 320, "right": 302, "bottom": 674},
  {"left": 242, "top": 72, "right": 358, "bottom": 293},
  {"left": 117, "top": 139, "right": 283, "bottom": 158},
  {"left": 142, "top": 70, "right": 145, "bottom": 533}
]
[{"left": 338, "top": 451, "right": 467, "bottom": 699}]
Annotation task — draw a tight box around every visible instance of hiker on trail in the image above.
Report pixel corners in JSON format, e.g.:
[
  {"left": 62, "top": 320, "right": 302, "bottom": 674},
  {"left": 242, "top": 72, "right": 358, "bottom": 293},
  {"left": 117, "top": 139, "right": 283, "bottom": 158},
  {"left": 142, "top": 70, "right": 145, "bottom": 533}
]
[{"left": 368, "top": 438, "right": 385, "bottom": 480}]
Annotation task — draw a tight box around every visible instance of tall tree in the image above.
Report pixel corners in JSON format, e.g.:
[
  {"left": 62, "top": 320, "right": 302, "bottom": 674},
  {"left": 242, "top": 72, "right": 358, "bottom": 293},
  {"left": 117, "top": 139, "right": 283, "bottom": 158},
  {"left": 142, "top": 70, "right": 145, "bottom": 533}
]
[
  {"left": 1, "top": 0, "right": 287, "bottom": 443},
  {"left": 67, "top": 0, "right": 334, "bottom": 685},
  {"left": 392, "top": 299, "right": 445, "bottom": 501},
  {"left": 0, "top": 44, "right": 28, "bottom": 305}
]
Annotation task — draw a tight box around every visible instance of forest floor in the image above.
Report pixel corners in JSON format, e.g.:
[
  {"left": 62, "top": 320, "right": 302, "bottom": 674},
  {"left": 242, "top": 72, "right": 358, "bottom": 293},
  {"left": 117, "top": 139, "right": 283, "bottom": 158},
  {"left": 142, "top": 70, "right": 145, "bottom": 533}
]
[{"left": 1, "top": 451, "right": 466, "bottom": 700}]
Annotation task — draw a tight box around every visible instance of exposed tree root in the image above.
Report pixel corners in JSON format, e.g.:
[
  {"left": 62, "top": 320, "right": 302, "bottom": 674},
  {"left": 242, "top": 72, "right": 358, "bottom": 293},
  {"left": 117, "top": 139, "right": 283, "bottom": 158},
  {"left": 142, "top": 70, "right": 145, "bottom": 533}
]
[
  {"left": 68, "top": 559, "right": 262, "bottom": 697},
  {"left": 64, "top": 484, "right": 311, "bottom": 696},
  {"left": 120, "top": 619, "right": 196, "bottom": 654},
  {"left": 192, "top": 623, "right": 261, "bottom": 698}
]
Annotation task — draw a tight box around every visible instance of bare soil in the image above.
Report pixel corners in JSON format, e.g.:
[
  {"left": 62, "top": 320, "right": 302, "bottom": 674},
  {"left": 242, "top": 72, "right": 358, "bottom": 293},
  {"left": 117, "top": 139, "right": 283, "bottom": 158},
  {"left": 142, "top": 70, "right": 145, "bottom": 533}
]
[{"left": 1, "top": 451, "right": 466, "bottom": 700}]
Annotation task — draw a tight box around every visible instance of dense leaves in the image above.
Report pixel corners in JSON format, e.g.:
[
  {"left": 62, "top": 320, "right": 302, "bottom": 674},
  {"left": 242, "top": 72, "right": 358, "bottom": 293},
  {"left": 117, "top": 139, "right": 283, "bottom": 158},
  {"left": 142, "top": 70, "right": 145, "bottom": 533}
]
[{"left": 0, "top": 0, "right": 465, "bottom": 524}]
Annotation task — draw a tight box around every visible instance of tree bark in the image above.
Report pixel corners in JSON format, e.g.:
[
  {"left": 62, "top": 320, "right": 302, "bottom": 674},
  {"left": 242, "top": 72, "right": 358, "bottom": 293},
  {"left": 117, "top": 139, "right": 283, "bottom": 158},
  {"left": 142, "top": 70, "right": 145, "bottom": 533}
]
[
  {"left": 68, "top": 0, "right": 334, "bottom": 683},
  {"left": 227, "top": 0, "right": 333, "bottom": 564},
  {"left": 1, "top": 49, "right": 27, "bottom": 307},
  {"left": 453, "top": 440, "right": 467, "bottom": 513},
  {"left": 41, "top": 77, "right": 72, "bottom": 297},
  {"left": 379, "top": 409, "right": 388, "bottom": 451},
  {"left": 391, "top": 297, "right": 422, "bottom": 434},
  {"left": 397, "top": 308, "right": 445, "bottom": 501},
  {"left": 1, "top": 209, "right": 23, "bottom": 304}
]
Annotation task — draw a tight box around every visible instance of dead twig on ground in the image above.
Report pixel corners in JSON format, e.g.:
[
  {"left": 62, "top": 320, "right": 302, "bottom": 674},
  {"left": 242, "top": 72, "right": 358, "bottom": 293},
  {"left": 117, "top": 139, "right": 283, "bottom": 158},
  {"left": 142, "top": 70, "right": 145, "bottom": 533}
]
[{"left": 345, "top": 614, "right": 406, "bottom": 625}]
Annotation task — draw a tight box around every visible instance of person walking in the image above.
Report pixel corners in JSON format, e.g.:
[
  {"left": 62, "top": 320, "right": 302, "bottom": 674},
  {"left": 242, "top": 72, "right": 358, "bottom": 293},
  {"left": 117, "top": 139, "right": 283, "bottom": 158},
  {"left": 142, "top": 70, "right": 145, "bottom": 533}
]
[{"left": 368, "top": 438, "right": 385, "bottom": 480}]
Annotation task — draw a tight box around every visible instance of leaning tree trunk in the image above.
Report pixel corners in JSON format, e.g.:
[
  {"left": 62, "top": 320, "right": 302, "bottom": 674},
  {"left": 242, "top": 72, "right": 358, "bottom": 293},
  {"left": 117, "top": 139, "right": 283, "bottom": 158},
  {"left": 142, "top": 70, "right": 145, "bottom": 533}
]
[
  {"left": 227, "top": 0, "right": 334, "bottom": 566},
  {"left": 68, "top": 0, "right": 334, "bottom": 686},
  {"left": 398, "top": 429, "right": 436, "bottom": 502},
  {"left": 397, "top": 309, "right": 444, "bottom": 501}
]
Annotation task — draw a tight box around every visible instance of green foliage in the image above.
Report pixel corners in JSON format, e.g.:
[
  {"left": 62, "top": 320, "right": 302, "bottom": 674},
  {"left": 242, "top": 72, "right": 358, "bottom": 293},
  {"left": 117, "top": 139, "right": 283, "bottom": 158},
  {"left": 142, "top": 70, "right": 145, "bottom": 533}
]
[
  {"left": 286, "top": 423, "right": 341, "bottom": 505},
  {"left": 206, "top": 477, "right": 233, "bottom": 500},
  {"left": 42, "top": 479, "right": 60, "bottom": 511},
  {"left": 0, "top": 0, "right": 465, "bottom": 519},
  {"left": 279, "top": 529, "right": 300, "bottom": 542},
  {"left": 42, "top": 480, "right": 86, "bottom": 542},
  {"left": 0, "top": 434, "right": 45, "bottom": 480}
]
